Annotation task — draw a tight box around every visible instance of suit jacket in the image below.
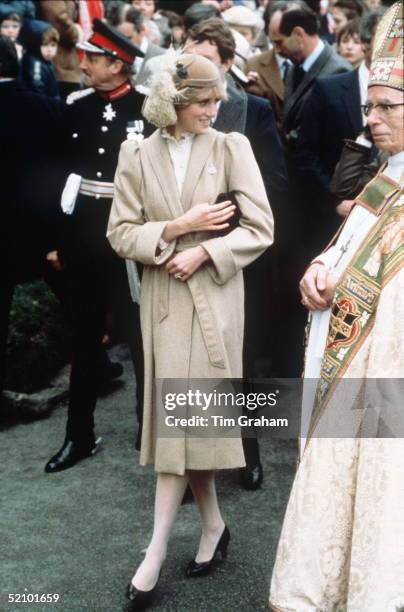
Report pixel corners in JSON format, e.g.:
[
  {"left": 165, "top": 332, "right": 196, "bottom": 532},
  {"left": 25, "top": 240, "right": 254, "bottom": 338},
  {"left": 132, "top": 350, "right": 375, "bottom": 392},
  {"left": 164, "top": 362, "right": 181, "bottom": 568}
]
[
  {"left": 135, "top": 42, "right": 165, "bottom": 88},
  {"left": 213, "top": 82, "right": 291, "bottom": 376},
  {"left": 245, "top": 49, "right": 284, "bottom": 127},
  {"left": 283, "top": 42, "right": 351, "bottom": 145},
  {"left": 214, "top": 83, "right": 288, "bottom": 206},
  {"left": 292, "top": 68, "right": 364, "bottom": 195}
]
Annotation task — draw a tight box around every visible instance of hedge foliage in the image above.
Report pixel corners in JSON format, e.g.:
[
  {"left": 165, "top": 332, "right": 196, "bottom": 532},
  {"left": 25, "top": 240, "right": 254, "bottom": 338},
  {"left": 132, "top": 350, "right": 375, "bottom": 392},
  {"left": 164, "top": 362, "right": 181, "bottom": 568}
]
[{"left": 6, "top": 281, "right": 70, "bottom": 393}]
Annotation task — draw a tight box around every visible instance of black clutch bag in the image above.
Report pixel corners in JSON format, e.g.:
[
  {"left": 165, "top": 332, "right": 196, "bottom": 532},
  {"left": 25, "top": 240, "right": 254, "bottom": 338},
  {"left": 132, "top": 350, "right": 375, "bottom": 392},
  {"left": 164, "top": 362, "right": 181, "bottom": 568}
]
[{"left": 214, "top": 191, "right": 241, "bottom": 236}]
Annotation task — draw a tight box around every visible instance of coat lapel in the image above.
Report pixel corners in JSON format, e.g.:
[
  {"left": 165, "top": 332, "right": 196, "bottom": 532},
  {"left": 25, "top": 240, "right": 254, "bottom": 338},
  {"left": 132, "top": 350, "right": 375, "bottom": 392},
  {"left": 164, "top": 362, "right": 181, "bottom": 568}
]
[
  {"left": 284, "top": 45, "right": 330, "bottom": 118},
  {"left": 142, "top": 131, "right": 183, "bottom": 218},
  {"left": 181, "top": 129, "right": 218, "bottom": 211}
]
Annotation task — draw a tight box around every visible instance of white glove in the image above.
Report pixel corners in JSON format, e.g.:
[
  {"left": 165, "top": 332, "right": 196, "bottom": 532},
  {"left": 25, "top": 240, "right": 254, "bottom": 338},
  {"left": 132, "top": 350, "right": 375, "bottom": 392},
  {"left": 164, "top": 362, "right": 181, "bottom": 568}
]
[{"left": 61, "top": 173, "right": 82, "bottom": 215}]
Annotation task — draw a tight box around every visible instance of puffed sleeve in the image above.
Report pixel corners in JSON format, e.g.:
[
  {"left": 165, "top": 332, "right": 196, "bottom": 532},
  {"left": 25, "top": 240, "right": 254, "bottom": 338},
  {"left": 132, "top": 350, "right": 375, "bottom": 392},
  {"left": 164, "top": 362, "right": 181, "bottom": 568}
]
[
  {"left": 107, "top": 139, "right": 176, "bottom": 265},
  {"left": 201, "top": 132, "right": 274, "bottom": 284}
]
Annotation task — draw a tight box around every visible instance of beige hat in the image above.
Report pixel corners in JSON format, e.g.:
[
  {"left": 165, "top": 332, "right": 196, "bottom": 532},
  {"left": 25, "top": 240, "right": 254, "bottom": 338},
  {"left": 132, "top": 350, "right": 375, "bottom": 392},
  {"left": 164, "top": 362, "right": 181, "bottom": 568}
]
[
  {"left": 222, "top": 6, "right": 260, "bottom": 29},
  {"left": 369, "top": 1, "right": 403, "bottom": 92},
  {"left": 142, "top": 52, "right": 226, "bottom": 128}
]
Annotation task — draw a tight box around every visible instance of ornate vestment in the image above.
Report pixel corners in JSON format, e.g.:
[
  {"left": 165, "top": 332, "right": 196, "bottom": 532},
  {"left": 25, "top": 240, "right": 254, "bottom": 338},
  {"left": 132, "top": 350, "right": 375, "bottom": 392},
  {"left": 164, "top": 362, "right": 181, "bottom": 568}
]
[
  {"left": 269, "top": 162, "right": 404, "bottom": 611},
  {"left": 310, "top": 172, "right": 403, "bottom": 436}
]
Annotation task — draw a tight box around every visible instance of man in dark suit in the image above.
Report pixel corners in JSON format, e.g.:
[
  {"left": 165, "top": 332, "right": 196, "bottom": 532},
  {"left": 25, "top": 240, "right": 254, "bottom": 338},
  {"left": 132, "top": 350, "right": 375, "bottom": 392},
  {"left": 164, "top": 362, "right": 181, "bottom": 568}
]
[
  {"left": 266, "top": 3, "right": 351, "bottom": 378},
  {"left": 186, "top": 18, "right": 289, "bottom": 490},
  {"left": 290, "top": 9, "right": 383, "bottom": 255},
  {"left": 44, "top": 19, "right": 154, "bottom": 473},
  {"left": 244, "top": 1, "right": 301, "bottom": 129},
  {"left": 269, "top": 4, "right": 351, "bottom": 149},
  {"left": 291, "top": 68, "right": 364, "bottom": 254}
]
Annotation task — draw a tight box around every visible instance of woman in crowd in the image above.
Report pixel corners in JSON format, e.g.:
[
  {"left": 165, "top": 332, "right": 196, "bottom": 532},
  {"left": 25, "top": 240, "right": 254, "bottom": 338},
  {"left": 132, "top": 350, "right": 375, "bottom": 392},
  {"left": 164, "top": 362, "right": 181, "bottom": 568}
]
[
  {"left": 337, "top": 18, "right": 365, "bottom": 65},
  {"left": 330, "top": 0, "right": 363, "bottom": 34},
  {"left": 107, "top": 52, "right": 273, "bottom": 610}
]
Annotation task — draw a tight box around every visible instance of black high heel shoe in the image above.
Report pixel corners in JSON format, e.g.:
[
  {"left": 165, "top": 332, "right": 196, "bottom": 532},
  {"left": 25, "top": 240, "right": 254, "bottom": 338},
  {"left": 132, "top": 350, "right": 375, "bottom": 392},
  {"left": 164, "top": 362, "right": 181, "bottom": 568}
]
[
  {"left": 126, "top": 575, "right": 159, "bottom": 612},
  {"left": 185, "top": 526, "right": 230, "bottom": 578}
]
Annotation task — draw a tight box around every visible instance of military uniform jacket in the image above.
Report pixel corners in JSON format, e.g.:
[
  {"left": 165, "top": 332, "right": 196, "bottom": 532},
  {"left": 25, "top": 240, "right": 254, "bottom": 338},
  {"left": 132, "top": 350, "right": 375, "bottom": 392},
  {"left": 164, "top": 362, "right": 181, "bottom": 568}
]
[{"left": 61, "top": 85, "right": 153, "bottom": 261}]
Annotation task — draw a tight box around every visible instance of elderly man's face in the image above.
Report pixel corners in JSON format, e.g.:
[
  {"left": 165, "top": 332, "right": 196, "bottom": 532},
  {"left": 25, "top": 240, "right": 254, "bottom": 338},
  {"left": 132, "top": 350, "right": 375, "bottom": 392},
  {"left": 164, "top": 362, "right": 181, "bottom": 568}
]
[
  {"left": 79, "top": 53, "right": 122, "bottom": 90},
  {"left": 366, "top": 86, "right": 404, "bottom": 155}
]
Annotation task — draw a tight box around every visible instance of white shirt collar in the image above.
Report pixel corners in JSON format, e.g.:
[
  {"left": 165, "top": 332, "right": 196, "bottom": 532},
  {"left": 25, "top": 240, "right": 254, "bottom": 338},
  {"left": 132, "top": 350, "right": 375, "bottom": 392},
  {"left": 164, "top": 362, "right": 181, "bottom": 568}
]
[
  {"left": 385, "top": 150, "right": 404, "bottom": 185},
  {"left": 302, "top": 38, "right": 324, "bottom": 72}
]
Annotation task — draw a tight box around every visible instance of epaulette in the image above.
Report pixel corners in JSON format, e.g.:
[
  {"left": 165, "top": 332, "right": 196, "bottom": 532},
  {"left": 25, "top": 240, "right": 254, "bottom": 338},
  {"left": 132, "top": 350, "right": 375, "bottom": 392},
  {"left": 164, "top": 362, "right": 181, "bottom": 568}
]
[{"left": 66, "top": 87, "right": 95, "bottom": 105}]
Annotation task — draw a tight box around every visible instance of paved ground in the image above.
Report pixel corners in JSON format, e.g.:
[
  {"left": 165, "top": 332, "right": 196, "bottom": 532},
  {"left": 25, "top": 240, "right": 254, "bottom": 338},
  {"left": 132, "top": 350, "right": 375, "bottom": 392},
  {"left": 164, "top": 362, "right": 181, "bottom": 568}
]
[{"left": 0, "top": 359, "right": 297, "bottom": 612}]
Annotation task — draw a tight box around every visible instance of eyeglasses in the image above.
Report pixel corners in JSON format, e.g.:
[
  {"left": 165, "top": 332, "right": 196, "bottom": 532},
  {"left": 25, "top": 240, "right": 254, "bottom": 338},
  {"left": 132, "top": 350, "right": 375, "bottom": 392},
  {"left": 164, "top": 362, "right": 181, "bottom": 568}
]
[{"left": 361, "top": 102, "right": 404, "bottom": 117}]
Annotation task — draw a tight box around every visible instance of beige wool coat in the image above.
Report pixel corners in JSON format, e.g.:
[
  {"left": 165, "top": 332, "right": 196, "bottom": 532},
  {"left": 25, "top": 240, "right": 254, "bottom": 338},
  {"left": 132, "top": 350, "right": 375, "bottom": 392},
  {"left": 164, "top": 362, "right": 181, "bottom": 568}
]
[{"left": 107, "top": 128, "right": 274, "bottom": 474}]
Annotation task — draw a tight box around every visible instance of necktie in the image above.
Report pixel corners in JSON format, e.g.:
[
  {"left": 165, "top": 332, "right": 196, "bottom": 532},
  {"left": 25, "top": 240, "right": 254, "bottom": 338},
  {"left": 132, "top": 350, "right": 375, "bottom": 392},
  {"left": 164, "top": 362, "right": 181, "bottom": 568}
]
[
  {"left": 292, "top": 65, "right": 305, "bottom": 91},
  {"left": 282, "top": 60, "right": 290, "bottom": 83}
]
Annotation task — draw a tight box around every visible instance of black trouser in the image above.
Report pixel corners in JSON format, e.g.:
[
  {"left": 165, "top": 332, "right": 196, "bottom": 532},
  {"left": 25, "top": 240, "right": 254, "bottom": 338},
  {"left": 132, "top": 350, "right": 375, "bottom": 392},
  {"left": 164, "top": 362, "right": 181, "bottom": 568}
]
[
  {"left": 243, "top": 248, "right": 278, "bottom": 379},
  {"left": 242, "top": 249, "right": 279, "bottom": 466},
  {"left": 65, "top": 253, "right": 144, "bottom": 446},
  {"left": 0, "top": 260, "right": 68, "bottom": 394}
]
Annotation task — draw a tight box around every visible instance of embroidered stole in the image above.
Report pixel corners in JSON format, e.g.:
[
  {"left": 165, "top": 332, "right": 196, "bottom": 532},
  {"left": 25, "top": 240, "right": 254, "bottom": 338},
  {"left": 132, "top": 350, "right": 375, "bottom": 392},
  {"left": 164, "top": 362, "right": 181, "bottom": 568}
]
[{"left": 309, "top": 172, "right": 403, "bottom": 435}]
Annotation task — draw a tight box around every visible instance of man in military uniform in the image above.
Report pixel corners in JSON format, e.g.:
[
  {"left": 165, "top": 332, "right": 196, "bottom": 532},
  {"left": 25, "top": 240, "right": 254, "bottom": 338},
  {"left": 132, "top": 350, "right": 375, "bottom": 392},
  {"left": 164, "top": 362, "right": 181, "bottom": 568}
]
[{"left": 45, "top": 19, "right": 153, "bottom": 473}]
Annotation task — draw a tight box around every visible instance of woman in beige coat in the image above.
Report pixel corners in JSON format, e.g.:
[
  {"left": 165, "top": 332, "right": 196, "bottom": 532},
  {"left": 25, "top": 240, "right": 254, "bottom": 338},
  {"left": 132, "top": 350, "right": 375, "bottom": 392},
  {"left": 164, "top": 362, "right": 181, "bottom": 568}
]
[{"left": 107, "top": 52, "right": 273, "bottom": 610}]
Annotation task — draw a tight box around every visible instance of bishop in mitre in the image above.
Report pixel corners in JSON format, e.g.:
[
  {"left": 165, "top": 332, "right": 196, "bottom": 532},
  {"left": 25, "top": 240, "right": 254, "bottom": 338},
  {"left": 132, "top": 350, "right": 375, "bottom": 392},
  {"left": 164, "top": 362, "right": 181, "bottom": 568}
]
[{"left": 269, "top": 2, "right": 404, "bottom": 611}]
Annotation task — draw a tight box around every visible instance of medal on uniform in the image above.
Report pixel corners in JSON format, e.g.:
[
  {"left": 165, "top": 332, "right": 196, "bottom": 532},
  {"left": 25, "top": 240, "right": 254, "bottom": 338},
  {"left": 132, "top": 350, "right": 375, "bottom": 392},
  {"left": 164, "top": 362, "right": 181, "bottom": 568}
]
[{"left": 103, "top": 103, "right": 116, "bottom": 122}]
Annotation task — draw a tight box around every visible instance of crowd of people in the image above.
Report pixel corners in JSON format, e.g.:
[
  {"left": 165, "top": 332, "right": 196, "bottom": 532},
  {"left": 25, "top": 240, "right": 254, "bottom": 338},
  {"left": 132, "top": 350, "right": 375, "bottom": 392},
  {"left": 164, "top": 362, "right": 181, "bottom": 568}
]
[{"left": 1, "top": 0, "right": 403, "bottom": 611}]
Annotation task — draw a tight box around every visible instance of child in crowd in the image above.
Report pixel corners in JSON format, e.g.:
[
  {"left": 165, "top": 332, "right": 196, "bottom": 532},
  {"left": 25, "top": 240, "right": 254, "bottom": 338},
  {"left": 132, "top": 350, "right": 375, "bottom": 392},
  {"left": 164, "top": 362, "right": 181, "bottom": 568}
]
[
  {"left": 0, "top": 11, "right": 22, "bottom": 58},
  {"left": 18, "top": 19, "right": 60, "bottom": 98},
  {"left": 337, "top": 18, "right": 365, "bottom": 66}
]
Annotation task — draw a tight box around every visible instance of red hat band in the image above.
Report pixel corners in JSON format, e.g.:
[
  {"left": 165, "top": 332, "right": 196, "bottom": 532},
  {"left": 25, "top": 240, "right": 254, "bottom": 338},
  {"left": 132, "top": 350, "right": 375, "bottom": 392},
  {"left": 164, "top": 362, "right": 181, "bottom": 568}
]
[{"left": 89, "top": 32, "right": 134, "bottom": 64}]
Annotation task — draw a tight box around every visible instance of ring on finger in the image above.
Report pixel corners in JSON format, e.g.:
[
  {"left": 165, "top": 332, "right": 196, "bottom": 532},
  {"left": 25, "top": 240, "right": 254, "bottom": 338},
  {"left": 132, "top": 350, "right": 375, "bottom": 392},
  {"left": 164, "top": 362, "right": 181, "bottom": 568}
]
[{"left": 174, "top": 272, "right": 184, "bottom": 280}]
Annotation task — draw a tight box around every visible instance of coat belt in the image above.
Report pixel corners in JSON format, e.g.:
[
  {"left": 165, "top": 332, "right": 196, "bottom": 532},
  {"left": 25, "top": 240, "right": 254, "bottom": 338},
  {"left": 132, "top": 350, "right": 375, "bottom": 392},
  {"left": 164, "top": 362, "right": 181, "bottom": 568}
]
[{"left": 157, "top": 241, "right": 226, "bottom": 369}]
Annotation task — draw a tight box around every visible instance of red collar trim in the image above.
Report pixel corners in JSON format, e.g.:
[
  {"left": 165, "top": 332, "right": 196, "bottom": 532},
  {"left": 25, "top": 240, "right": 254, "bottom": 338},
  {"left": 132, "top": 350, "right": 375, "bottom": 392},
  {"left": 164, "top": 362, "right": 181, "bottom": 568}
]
[{"left": 99, "top": 82, "right": 132, "bottom": 101}]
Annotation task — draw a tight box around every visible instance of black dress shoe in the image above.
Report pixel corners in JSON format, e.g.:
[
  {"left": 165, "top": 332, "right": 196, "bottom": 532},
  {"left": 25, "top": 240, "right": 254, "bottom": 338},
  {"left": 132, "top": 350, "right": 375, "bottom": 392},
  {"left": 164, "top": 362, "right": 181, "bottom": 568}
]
[
  {"left": 44, "top": 438, "right": 101, "bottom": 473},
  {"left": 239, "top": 463, "right": 263, "bottom": 491},
  {"left": 126, "top": 577, "right": 159, "bottom": 611},
  {"left": 185, "top": 526, "right": 230, "bottom": 578}
]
